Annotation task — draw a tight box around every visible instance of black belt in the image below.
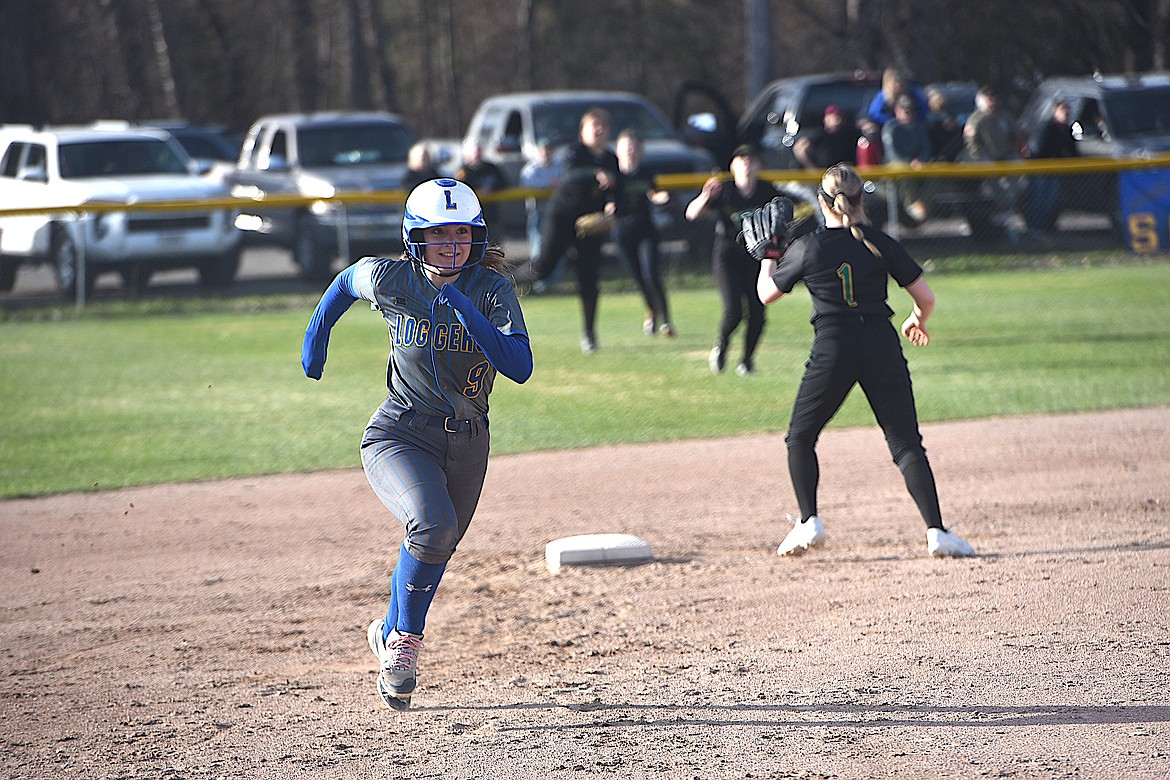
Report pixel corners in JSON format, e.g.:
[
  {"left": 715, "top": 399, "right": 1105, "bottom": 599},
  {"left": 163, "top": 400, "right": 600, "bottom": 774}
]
[
  {"left": 399, "top": 407, "right": 484, "bottom": 436},
  {"left": 441, "top": 416, "right": 479, "bottom": 434}
]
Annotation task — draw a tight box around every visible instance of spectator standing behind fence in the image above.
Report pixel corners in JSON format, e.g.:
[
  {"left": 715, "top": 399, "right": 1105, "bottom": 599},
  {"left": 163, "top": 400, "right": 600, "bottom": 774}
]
[
  {"left": 867, "top": 68, "right": 929, "bottom": 127},
  {"left": 685, "top": 144, "right": 779, "bottom": 376},
  {"left": 961, "top": 86, "right": 1017, "bottom": 162},
  {"left": 613, "top": 129, "right": 675, "bottom": 338},
  {"left": 960, "top": 86, "right": 1021, "bottom": 236},
  {"left": 794, "top": 104, "right": 859, "bottom": 170},
  {"left": 925, "top": 87, "right": 964, "bottom": 162},
  {"left": 402, "top": 142, "right": 442, "bottom": 191},
  {"left": 457, "top": 140, "right": 507, "bottom": 226},
  {"left": 519, "top": 141, "right": 563, "bottom": 266},
  {"left": 882, "top": 95, "right": 933, "bottom": 224},
  {"left": 1022, "top": 100, "right": 1077, "bottom": 235}
]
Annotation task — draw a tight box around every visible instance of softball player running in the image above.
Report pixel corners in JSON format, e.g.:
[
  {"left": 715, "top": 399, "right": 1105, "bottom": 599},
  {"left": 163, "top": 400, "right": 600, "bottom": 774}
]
[
  {"left": 685, "top": 144, "right": 782, "bottom": 376},
  {"left": 302, "top": 178, "right": 533, "bottom": 710},
  {"left": 749, "top": 164, "right": 975, "bottom": 559}
]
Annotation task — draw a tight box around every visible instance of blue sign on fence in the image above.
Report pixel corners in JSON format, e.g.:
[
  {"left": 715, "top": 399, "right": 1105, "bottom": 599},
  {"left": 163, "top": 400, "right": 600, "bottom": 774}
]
[{"left": 1120, "top": 169, "right": 1170, "bottom": 252}]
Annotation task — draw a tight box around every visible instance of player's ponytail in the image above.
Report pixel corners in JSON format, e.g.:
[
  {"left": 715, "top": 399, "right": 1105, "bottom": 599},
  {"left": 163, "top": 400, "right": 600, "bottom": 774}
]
[
  {"left": 479, "top": 243, "right": 508, "bottom": 273},
  {"left": 820, "top": 164, "right": 881, "bottom": 258}
]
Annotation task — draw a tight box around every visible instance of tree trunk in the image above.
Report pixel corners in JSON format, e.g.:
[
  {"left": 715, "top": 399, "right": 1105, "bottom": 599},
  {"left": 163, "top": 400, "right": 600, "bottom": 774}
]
[
  {"left": 442, "top": 0, "right": 460, "bottom": 136},
  {"left": 144, "top": 0, "right": 181, "bottom": 118},
  {"left": 1155, "top": 0, "right": 1170, "bottom": 70},
  {"left": 290, "top": 0, "right": 319, "bottom": 112},
  {"left": 518, "top": 0, "right": 536, "bottom": 89},
  {"left": 414, "top": 0, "right": 435, "bottom": 131},
  {"left": 847, "top": 0, "right": 882, "bottom": 70},
  {"left": 743, "top": 0, "right": 770, "bottom": 100},
  {"left": 366, "top": 0, "right": 396, "bottom": 111}
]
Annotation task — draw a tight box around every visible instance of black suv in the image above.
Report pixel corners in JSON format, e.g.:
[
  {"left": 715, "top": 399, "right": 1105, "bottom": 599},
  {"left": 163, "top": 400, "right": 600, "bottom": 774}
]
[
  {"left": 736, "top": 71, "right": 883, "bottom": 170},
  {"left": 1018, "top": 72, "right": 1170, "bottom": 225},
  {"left": 1020, "top": 72, "right": 1170, "bottom": 158}
]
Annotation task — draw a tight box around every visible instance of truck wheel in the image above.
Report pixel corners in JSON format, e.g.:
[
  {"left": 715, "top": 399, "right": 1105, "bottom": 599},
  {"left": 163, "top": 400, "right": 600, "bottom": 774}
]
[
  {"left": 0, "top": 257, "right": 18, "bottom": 293},
  {"left": 293, "top": 215, "right": 333, "bottom": 283},
  {"left": 199, "top": 248, "right": 241, "bottom": 290},
  {"left": 53, "top": 231, "right": 95, "bottom": 300}
]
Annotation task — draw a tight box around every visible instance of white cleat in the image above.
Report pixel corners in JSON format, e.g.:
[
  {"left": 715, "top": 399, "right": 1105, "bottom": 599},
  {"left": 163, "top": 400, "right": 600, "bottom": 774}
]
[
  {"left": 927, "top": 527, "right": 977, "bottom": 558},
  {"left": 777, "top": 515, "right": 826, "bottom": 556},
  {"left": 367, "top": 619, "right": 424, "bottom": 711}
]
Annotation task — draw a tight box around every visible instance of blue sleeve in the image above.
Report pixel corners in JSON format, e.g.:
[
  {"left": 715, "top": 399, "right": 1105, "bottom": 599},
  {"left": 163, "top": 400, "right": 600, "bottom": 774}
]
[
  {"left": 436, "top": 284, "right": 533, "bottom": 384},
  {"left": 866, "top": 93, "right": 889, "bottom": 125},
  {"left": 301, "top": 264, "right": 359, "bottom": 380}
]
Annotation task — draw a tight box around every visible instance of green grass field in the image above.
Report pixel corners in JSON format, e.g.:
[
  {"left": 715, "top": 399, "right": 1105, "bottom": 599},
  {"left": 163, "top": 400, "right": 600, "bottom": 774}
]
[{"left": 2, "top": 259, "right": 1168, "bottom": 497}]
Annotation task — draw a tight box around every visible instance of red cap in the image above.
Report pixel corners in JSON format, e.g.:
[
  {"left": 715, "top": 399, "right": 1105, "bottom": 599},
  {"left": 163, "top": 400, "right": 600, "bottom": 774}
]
[{"left": 824, "top": 104, "right": 841, "bottom": 117}]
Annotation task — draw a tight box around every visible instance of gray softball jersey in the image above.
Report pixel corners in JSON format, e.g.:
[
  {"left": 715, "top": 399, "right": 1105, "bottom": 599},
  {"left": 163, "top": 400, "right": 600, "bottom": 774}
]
[{"left": 352, "top": 256, "right": 528, "bottom": 421}]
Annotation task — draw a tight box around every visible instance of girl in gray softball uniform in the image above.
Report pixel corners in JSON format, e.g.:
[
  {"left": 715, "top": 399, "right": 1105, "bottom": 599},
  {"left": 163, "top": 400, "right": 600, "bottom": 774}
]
[{"left": 302, "top": 178, "right": 533, "bottom": 710}]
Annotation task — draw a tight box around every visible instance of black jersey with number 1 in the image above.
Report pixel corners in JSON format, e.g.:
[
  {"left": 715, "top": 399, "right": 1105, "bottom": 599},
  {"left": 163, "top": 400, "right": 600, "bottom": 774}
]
[{"left": 771, "top": 224, "right": 923, "bottom": 324}]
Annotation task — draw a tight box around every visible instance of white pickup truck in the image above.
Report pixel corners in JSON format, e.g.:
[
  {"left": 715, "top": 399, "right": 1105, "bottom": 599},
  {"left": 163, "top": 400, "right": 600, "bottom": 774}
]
[{"left": 0, "top": 124, "right": 241, "bottom": 298}]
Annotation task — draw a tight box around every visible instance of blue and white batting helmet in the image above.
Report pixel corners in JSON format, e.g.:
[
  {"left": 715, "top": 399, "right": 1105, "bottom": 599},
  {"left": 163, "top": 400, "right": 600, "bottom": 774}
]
[{"left": 402, "top": 178, "right": 488, "bottom": 272}]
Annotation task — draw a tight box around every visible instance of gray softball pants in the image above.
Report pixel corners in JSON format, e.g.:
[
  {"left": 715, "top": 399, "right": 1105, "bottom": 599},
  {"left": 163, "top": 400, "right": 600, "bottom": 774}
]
[{"left": 360, "top": 399, "right": 490, "bottom": 566}]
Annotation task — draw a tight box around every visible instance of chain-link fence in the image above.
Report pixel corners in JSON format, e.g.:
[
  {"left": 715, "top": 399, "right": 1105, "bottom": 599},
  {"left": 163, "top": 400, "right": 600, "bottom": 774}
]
[
  {"left": 4, "top": 156, "right": 1169, "bottom": 307},
  {"left": 858, "top": 161, "right": 1126, "bottom": 253}
]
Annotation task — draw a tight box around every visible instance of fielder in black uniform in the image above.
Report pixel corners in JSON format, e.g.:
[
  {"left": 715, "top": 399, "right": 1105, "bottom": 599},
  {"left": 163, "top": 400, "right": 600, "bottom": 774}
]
[
  {"left": 685, "top": 144, "right": 781, "bottom": 376},
  {"left": 613, "top": 128, "right": 675, "bottom": 337},
  {"left": 749, "top": 163, "right": 976, "bottom": 558},
  {"left": 526, "top": 107, "right": 622, "bottom": 353}
]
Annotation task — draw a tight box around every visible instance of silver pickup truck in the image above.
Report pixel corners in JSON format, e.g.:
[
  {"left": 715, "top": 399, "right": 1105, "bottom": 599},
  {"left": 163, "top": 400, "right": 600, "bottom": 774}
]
[{"left": 228, "top": 112, "right": 417, "bottom": 282}]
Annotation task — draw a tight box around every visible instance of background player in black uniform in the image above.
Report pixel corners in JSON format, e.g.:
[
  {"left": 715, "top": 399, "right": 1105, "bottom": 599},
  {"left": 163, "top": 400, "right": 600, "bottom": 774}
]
[
  {"left": 525, "top": 107, "right": 622, "bottom": 353},
  {"left": 613, "top": 128, "right": 675, "bottom": 337},
  {"left": 685, "top": 144, "right": 780, "bottom": 375},
  {"left": 754, "top": 163, "right": 976, "bottom": 558}
]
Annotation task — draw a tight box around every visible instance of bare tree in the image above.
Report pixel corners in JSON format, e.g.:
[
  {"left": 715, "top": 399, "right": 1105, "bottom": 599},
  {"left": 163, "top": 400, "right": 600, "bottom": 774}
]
[
  {"left": 744, "top": 0, "right": 770, "bottom": 101},
  {"left": 518, "top": 0, "right": 537, "bottom": 88},
  {"left": 1156, "top": 0, "right": 1170, "bottom": 68},
  {"left": 440, "top": 0, "right": 461, "bottom": 136},
  {"left": 846, "top": 0, "right": 882, "bottom": 70},
  {"left": 145, "top": 0, "right": 181, "bottom": 117}
]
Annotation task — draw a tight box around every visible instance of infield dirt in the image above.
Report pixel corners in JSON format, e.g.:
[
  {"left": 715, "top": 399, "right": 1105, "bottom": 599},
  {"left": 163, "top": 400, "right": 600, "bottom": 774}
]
[{"left": 2, "top": 408, "right": 1168, "bottom": 779}]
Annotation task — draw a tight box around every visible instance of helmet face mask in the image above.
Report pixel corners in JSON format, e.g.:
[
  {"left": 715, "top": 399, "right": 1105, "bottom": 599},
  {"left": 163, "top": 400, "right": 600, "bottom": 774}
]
[{"left": 402, "top": 178, "right": 488, "bottom": 276}]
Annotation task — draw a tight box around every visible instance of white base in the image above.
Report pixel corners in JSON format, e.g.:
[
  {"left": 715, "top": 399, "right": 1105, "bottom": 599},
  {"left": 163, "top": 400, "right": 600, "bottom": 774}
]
[{"left": 545, "top": 533, "right": 653, "bottom": 575}]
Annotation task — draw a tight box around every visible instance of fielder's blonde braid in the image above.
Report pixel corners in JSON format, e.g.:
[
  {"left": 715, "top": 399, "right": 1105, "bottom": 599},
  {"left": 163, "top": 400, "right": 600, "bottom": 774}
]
[{"left": 822, "top": 164, "right": 882, "bottom": 259}]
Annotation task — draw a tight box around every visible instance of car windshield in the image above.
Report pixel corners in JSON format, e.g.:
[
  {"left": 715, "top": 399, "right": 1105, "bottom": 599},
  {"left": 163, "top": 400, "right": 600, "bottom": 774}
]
[
  {"left": 298, "top": 122, "right": 414, "bottom": 167},
  {"left": 1103, "top": 88, "right": 1170, "bottom": 137},
  {"left": 58, "top": 139, "right": 190, "bottom": 178},
  {"left": 532, "top": 100, "right": 677, "bottom": 146}
]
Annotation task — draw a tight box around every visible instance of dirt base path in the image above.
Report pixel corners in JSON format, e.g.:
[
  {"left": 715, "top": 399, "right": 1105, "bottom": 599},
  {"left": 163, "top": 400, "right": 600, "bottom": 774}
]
[{"left": 3, "top": 408, "right": 1169, "bottom": 779}]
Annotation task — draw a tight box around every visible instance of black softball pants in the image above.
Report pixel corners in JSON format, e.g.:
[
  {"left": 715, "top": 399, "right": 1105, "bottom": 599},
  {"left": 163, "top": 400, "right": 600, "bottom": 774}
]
[
  {"left": 784, "top": 315, "right": 943, "bottom": 529},
  {"left": 613, "top": 217, "right": 670, "bottom": 326},
  {"left": 532, "top": 209, "right": 604, "bottom": 339},
  {"left": 712, "top": 242, "right": 765, "bottom": 364}
]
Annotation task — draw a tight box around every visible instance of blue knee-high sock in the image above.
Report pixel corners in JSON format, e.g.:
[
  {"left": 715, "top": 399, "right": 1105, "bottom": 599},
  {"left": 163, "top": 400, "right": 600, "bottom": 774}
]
[{"left": 384, "top": 544, "right": 446, "bottom": 639}]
